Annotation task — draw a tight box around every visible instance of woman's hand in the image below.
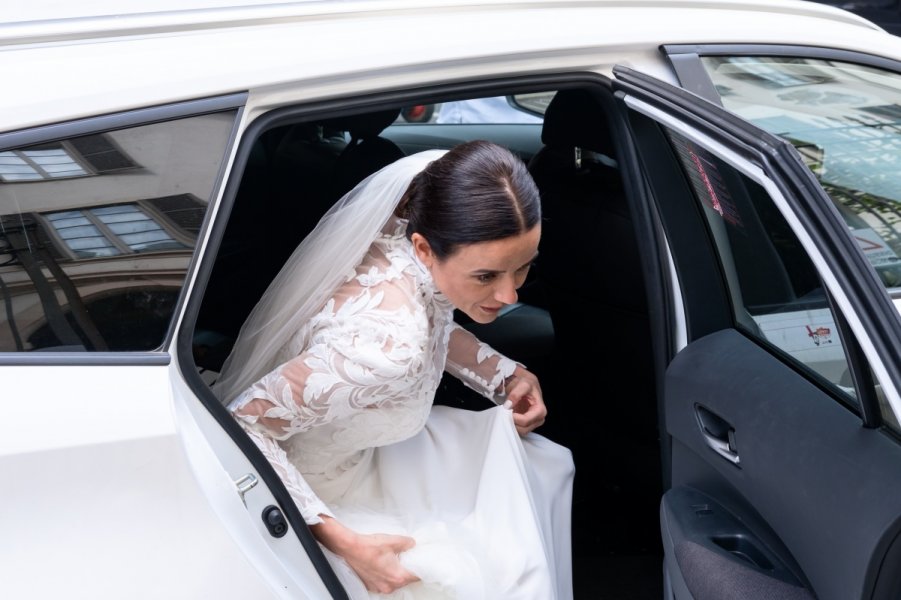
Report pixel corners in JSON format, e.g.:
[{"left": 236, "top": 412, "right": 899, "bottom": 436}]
[
  {"left": 503, "top": 365, "right": 547, "bottom": 436},
  {"left": 311, "top": 515, "right": 419, "bottom": 594}
]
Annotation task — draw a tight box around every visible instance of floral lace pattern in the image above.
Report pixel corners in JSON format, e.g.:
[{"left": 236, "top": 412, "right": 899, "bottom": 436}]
[{"left": 228, "top": 216, "right": 518, "bottom": 524}]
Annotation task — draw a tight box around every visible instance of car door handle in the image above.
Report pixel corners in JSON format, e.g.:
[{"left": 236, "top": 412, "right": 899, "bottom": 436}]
[{"left": 695, "top": 404, "right": 740, "bottom": 465}]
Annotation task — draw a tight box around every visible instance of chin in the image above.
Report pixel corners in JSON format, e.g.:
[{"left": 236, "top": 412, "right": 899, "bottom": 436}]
[{"left": 471, "top": 311, "right": 499, "bottom": 324}]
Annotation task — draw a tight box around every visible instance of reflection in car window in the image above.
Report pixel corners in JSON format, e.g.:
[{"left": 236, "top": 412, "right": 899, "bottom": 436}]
[
  {"left": 0, "top": 134, "right": 137, "bottom": 182},
  {"left": 666, "top": 128, "right": 862, "bottom": 408},
  {"left": 436, "top": 96, "right": 544, "bottom": 124},
  {"left": 0, "top": 111, "right": 236, "bottom": 352},
  {"left": 701, "top": 56, "right": 901, "bottom": 289}
]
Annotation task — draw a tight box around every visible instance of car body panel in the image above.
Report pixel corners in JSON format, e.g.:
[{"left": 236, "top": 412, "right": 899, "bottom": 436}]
[
  {"left": 0, "top": 1, "right": 896, "bottom": 131},
  {"left": 168, "top": 358, "right": 337, "bottom": 599},
  {"left": 0, "top": 364, "right": 278, "bottom": 598}
]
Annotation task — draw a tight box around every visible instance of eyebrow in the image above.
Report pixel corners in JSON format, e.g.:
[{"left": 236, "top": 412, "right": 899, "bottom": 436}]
[{"left": 470, "top": 252, "right": 539, "bottom": 275}]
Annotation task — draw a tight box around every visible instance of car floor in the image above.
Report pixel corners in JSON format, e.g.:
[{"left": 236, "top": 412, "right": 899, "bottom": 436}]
[
  {"left": 574, "top": 554, "right": 663, "bottom": 600},
  {"left": 570, "top": 436, "right": 664, "bottom": 600}
]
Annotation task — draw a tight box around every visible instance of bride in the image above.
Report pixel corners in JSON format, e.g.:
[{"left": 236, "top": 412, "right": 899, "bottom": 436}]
[{"left": 212, "top": 140, "right": 574, "bottom": 599}]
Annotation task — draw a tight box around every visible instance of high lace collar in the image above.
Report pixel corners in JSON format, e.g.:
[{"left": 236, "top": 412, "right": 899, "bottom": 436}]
[{"left": 386, "top": 215, "right": 443, "bottom": 304}]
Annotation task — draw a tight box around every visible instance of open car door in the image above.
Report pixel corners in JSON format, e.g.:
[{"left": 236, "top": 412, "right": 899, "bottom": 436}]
[{"left": 612, "top": 65, "right": 901, "bottom": 600}]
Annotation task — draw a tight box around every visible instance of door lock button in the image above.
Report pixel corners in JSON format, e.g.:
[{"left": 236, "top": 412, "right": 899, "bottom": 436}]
[{"left": 262, "top": 505, "right": 289, "bottom": 538}]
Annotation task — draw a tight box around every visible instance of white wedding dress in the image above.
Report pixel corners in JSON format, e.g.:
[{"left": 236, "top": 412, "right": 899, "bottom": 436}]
[{"left": 228, "top": 215, "right": 574, "bottom": 599}]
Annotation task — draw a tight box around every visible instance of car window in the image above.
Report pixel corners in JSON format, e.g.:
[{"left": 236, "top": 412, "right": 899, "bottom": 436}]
[
  {"left": 398, "top": 96, "right": 543, "bottom": 124},
  {"left": 0, "top": 110, "right": 236, "bottom": 352},
  {"left": 699, "top": 56, "right": 901, "bottom": 292},
  {"left": 665, "top": 127, "right": 863, "bottom": 409}
]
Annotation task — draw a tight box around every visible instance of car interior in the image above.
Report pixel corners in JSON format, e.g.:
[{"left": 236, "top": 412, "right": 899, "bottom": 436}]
[{"left": 191, "top": 82, "right": 664, "bottom": 599}]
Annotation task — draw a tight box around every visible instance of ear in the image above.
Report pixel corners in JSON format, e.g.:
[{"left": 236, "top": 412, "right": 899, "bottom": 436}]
[{"left": 410, "top": 233, "right": 434, "bottom": 268}]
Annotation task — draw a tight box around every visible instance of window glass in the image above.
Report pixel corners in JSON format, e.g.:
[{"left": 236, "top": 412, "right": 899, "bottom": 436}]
[
  {"left": 397, "top": 96, "right": 544, "bottom": 124},
  {"left": 700, "top": 56, "right": 901, "bottom": 290},
  {"left": 666, "top": 128, "right": 861, "bottom": 406},
  {"left": 0, "top": 134, "right": 138, "bottom": 182},
  {"left": 0, "top": 110, "right": 236, "bottom": 352}
]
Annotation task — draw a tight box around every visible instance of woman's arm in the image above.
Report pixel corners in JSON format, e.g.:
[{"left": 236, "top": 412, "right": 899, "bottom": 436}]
[
  {"left": 236, "top": 406, "right": 420, "bottom": 594},
  {"left": 229, "top": 318, "right": 422, "bottom": 592},
  {"left": 311, "top": 517, "right": 419, "bottom": 594},
  {"left": 444, "top": 324, "right": 547, "bottom": 435}
]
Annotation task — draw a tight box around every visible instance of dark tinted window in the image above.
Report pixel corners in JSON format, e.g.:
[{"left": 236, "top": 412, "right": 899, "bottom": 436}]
[{"left": 666, "top": 128, "right": 861, "bottom": 408}]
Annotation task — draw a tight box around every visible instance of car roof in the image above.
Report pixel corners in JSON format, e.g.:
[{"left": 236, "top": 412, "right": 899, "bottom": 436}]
[
  {"left": 4, "top": 0, "right": 883, "bottom": 28},
  {"left": 1, "top": 0, "right": 896, "bottom": 133}
]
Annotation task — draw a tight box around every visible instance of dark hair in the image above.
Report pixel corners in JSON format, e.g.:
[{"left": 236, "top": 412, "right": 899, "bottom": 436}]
[{"left": 397, "top": 140, "right": 541, "bottom": 260}]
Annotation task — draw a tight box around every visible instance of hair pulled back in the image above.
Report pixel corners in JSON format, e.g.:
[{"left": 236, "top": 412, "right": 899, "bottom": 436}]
[{"left": 398, "top": 140, "right": 541, "bottom": 260}]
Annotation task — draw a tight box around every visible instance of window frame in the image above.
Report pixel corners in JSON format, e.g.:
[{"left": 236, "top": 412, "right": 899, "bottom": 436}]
[
  {"left": 615, "top": 64, "right": 901, "bottom": 431},
  {"left": 662, "top": 45, "right": 901, "bottom": 432}
]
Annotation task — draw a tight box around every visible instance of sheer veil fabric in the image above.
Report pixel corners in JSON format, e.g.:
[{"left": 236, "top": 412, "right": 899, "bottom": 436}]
[
  {"left": 212, "top": 149, "right": 449, "bottom": 405},
  {"left": 212, "top": 148, "right": 574, "bottom": 599}
]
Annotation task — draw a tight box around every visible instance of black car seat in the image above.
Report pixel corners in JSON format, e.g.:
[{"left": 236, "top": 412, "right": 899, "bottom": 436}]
[
  {"left": 527, "top": 87, "right": 661, "bottom": 553},
  {"left": 269, "top": 121, "right": 349, "bottom": 249},
  {"left": 194, "top": 123, "right": 348, "bottom": 373},
  {"left": 328, "top": 109, "right": 406, "bottom": 201}
]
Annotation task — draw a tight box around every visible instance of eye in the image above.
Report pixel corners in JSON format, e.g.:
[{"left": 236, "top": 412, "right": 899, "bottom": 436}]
[{"left": 476, "top": 272, "right": 498, "bottom": 284}]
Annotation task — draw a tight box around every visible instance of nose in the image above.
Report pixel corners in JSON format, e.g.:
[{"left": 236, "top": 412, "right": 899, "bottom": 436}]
[{"left": 494, "top": 276, "right": 518, "bottom": 305}]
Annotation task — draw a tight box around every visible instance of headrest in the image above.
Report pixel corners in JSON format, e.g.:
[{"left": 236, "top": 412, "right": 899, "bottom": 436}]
[
  {"left": 326, "top": 109, "right": 401, "bottom": 140},
  {"left": 541, "top": 89, "right": 614, "bottom": 157}
]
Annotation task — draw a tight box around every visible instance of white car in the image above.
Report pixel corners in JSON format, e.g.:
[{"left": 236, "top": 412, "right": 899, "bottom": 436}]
[{"left": 3, "top": 1, "right": 901, "bottom": 599}]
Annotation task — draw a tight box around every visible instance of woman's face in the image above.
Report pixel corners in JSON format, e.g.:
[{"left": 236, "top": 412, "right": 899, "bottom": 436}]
[{"left": 412, "top": 225, "right": 541, "bottom": 324}]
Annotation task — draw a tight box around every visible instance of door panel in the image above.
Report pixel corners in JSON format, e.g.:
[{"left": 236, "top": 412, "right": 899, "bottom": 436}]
[
  {"left": 169, "top": 362, "right": 335, "bottom": 599},
  {"left": 0, "top": 364, "right": 276, "bottom": 599},
  {"left": 664, "top": 329, "right": 901, "bottom": 599},
  {"left": 613, "top": 65, "right": 901, "bottom": 599}
]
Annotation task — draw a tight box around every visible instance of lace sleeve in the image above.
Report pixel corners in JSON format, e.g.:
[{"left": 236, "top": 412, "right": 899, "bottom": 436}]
[
  {"left": 235, "top": 417, "right": 335, "bottom": 523},
  {"left": 228, "top": 293, "right": 421, "bottom": 524},
  {"left": 444, "top": 323, "right": 518, "bottom": 404}
]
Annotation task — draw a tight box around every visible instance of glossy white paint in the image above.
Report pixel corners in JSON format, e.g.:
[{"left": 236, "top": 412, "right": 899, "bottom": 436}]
[
  {"left": 168, "top": 357, "right": 335, "bottom": 599},
  {"left": 1, "top": 1, "right": 897, "bottom": 132},
  {"left": 0, "top": 365, "right": 276, "bottom": 598}
]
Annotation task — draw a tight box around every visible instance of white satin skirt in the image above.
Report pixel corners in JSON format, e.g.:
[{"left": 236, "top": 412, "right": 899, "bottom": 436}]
[{"left": 320, "top": 404, "right": 575, "bottom": 600}]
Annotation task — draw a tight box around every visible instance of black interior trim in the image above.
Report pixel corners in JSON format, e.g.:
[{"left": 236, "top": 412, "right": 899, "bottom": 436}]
[
  {"left": 869, "top": 517, "right": 901, "bottom": 600},
  {"left": 609, "top": 88, "right": 679, "bottom": 490},
  {"left": 666, "top": 329, "right": 901, "bottom": 598},
  {"left": 618, "top": 102, "right": 733, "bottom": 342},
  {"left": 661, "top": 49, "right": 723, "bottom": 105}
]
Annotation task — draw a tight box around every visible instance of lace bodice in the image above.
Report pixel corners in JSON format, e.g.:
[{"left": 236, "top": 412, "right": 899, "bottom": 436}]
[{"left": 228, "top": 217, "right": 518, "bottom": 524}]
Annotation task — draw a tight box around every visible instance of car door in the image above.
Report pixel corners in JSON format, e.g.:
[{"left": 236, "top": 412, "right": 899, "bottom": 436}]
[{"left": 611, "top": 65, "right": 901, "bottom": 600}]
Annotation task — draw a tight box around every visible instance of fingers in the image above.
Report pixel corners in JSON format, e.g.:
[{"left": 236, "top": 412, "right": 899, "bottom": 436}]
[
  {"left": 385, "top": 536, "right": 420, "bottom": 589},
  {"left": 504, "top": 370, "right": 547, "bottom": 435},
  {"left": 391, "top": 535, "right": 416, "bottom": 554},
  {"left": 352, "top": 533, "right": 420, "bottom": 594},
  {"left": 513, "top": 407, "right": 546, "bottom": 435},
  {"left": 507, "top": 391, "right": 547, "bottom": 434}
]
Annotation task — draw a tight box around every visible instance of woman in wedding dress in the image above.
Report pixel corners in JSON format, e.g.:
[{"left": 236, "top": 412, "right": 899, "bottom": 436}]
[{"left": 212, "top": 140, "right": 574, "bottom": 599}]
